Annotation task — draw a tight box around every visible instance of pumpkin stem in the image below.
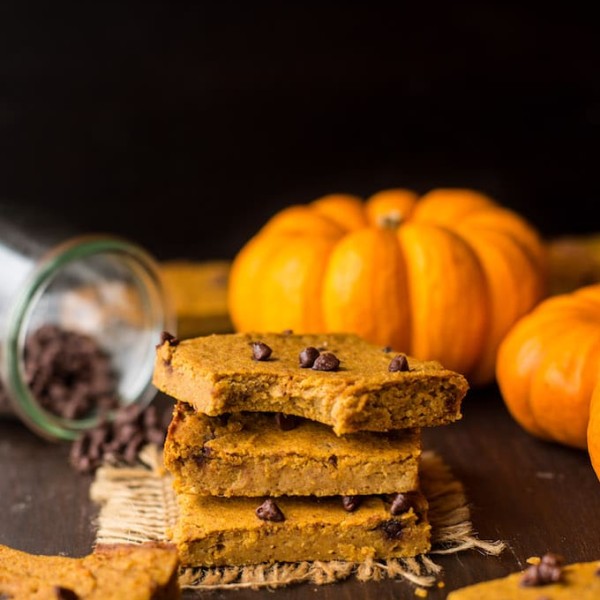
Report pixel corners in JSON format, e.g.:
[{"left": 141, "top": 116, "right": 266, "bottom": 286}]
[{"left": 377, "top": 210, "right": 403, "bottom": 229}]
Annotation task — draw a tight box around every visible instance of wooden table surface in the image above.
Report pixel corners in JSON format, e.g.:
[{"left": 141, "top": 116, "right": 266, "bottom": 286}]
[{"left": 1, "top": 385, "right": 598, "bottom": 599}]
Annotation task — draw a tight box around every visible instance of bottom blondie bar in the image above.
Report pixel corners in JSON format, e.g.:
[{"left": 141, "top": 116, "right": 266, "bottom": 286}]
[{"left": 169, "top": 490, "right": 431, "bottom": 566}]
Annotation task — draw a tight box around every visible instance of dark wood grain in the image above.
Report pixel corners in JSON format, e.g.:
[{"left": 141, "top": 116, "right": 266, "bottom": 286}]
[{"left": 0, "top": 386, "right": 598, "bottom": 599}]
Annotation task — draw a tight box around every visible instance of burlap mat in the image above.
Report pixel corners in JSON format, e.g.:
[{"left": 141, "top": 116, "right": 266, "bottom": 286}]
[{"left": 90, "top": 445, "right": 505, "bottom": 591}]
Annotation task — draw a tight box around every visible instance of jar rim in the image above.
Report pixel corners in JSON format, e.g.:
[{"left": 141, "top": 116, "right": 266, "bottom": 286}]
[{"left": 2, "top": 234, "right": 173, "bottom": 441}]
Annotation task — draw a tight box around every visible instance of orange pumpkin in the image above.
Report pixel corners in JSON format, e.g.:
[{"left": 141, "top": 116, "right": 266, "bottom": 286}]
[
  {"left": 496, "top": 284, "right": 600, "bottom": 450},
  {"left": 588, "top": 381, "right": 600, "bottom": 481},
  {"left": 228, "top": 188, "right": 548, "bottom": 385}
]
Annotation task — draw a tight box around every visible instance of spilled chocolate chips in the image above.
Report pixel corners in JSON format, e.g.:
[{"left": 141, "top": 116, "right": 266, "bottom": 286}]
[
  {"left": 520, "top": 552, "right": 564, "bottom": 587},
  {"left": 69, "top": 403, "right": 169, "bottom": 474},
  {"left": 256, "top": 498, "right": 285, "bottom": 522}
]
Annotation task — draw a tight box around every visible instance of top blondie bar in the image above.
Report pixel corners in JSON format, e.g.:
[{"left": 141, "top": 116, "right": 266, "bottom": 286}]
[{"left": 153, "top": 331, "right": 468, "bottom": 435}]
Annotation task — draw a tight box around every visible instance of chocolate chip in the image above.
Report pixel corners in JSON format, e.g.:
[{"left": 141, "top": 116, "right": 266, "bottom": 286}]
[
  {"left": 382, "top": 346, "right": 392, "bottom": 353},
  {"left": 158, "top": 331, "right": 179, "bottom": 347},
  {"left": 275, "top": 413, "right": 299, "bottom": 431},
  {"left": 256, "top": 498, "right": 285, "bottom": 522},
  {"left": 390, "top": 492, "right": 417, "bottom": 515},
  {"left": 328, "top": 455, "right": 338, "bottom": 468},
  {"left": 520, "top": 553, "right": 564, "bottom": 587},
  {"left": 251, "top": 341, "right": 272, "bottom": 361},
  {"left": 312, "top": 352, "right": 340, "bottom": 371},
  {"left": 342, "top": 496, "right": 362, "bottom": 512},
  {"left": 388, "top": 354, "right": 409, "bottom": 372},
  {"left": 380, "top": 519, "right": 403, "bottom": 540},
  {"left": 53, "top": 587, "right": 79, "bottom": 599},
  {"left": 299, "top": 346, "right": 320, "bottom": 368}
]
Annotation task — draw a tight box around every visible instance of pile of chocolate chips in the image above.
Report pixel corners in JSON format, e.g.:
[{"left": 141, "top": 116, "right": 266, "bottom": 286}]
[
  {"left": 24, "top": 324, "right": 120, "bottom": 420},
  {"left": 0, "top": 323, "right": 170, "bottom": 474},
  {"left": 69, "top": 402, "right": 169, "bottom": 474}
]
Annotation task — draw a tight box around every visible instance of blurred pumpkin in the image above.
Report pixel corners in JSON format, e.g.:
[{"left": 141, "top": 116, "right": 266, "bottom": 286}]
[
  {"left": 496, "top": 284, "right": 600, "bottom": 450},
  {"left": 228, "top": 188, "right": 547, "bottom": 385},
  {"left": 588, "top": 382, "right": 600, "bottom": 481}
]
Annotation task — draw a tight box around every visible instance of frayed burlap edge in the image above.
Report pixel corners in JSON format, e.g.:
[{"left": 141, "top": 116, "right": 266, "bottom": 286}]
[{"left": 90, "top": 445, "right": 505, "bottom": 591}]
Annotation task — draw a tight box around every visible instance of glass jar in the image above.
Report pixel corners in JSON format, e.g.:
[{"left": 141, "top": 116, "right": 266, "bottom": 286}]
[{"left": 0, "top": 206, "right": 174, "bottom": 441}]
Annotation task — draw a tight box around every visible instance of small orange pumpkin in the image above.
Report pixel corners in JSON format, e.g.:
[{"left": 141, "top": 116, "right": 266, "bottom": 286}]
[
  {"left": 588, "top": 382, "right": 600, "bottom": 481},
  {"left": 228, "top": 188, "right": 548, "bottom": 385},
  {"left": 496, "top": 283, "right": 600, "bottom": 450}
]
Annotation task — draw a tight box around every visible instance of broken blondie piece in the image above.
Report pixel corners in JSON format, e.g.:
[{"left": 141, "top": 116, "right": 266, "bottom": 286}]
[{"left": 0, "top": 541, "right": 180, "bottom": 599}]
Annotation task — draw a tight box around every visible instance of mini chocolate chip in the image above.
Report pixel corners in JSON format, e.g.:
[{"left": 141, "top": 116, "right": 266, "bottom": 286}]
[
  {"left": 312, "top": 352, "right": 340, "bottom": 371},
  {"left": 388, "top": 354, "right": 409, "bottom": 372},
  {"left": 299, "top": 346, "right": 320, "bottom": 368},
  {"left": 275, "top": 413, "right": 300, "bottom": 431},
  {"left": 380, "top": 519, "right": 403, "bottom": 540},
  {"left": 390, "top": 492, "right": 416, "bottom": 515},
  {"left": 251, "top": 341, "right": 272, "bottom": 361},
  {"left": 328, "top": 455, "right": 338, "bottom": 468},
  {"left": 256, "top": 498, "right": 285, "bottom": 522},
  {"left": 520, "top": 553, "right": 564, "bottom": 587},
  {"left": 382, "top": 346, "right": 392, "bottom": 353},
  {"left": 53, "top": 587, "right": 79, "bottom": 600},
  {"left": 158, "top": 331, "right": 179, "bottom": 347},
  {"left": 342, "top": 496, "right": 362, "bottom": 512}
]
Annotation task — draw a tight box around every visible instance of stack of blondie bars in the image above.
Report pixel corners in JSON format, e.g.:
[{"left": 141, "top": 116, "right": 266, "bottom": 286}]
[{"left": 152, "top": 331, "right": 469, "bottom": 567}]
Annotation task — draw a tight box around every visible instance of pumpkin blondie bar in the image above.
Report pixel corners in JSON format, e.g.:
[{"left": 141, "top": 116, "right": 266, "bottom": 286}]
[
  {"left": 164, "top": 401, "right": 421, "bottom": 497},
  {"left": 168, "top": 489, "right": 431, "bottom": 566},
  {"left": 153, "top": 331, "right": 468, "bottom": 435}
]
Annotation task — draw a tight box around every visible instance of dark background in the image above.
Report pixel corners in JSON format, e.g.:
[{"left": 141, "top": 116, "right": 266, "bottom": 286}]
[{"left": 1, "top": 2, "right": 599, "bottom": 262}]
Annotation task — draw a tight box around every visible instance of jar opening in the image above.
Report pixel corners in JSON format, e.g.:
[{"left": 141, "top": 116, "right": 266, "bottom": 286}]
[{"left": 2, "top": 235, "right": 173, "bottom": 440}]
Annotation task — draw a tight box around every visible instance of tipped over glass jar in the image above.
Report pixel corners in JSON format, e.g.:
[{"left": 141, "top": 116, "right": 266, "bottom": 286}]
[{"left": 0, "top": 205, "right": 174, "bottom": 440}]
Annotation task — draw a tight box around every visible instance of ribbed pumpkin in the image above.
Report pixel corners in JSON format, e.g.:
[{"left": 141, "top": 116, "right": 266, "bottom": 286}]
[
  {"left": 588, "top": 381, "right": 600, "bottom": 481},
  {"left": 228, "top": 188, "right": 548, "bottom": 385},
  {"left": 496, "top": 283, "right": 600, "bottom": 450}
]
